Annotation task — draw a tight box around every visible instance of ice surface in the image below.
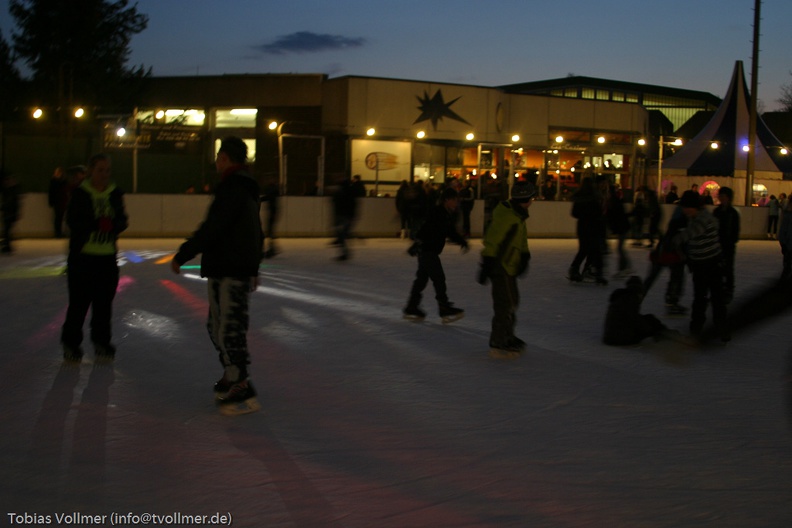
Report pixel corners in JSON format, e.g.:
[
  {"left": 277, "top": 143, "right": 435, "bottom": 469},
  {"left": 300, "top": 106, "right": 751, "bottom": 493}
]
[{"left": 1, "top": 237, "right": 790, "bottom": 527}]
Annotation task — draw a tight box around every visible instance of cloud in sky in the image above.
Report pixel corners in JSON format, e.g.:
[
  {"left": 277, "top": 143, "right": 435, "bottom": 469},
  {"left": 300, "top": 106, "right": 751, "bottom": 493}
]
[{"left": 254, "top": 31, "right": 366, "bottom": 55}]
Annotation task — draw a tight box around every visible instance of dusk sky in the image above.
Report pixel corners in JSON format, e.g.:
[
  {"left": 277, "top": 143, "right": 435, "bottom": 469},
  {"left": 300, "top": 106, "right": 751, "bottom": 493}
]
[{"left": 2, "top": 0, "right": 791, "bottom": 111}]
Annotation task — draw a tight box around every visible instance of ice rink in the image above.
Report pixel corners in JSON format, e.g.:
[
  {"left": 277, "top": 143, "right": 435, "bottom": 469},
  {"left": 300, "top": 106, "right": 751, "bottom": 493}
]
[{"left": 1, "top": 237, "right": 790, "bottom": 527}]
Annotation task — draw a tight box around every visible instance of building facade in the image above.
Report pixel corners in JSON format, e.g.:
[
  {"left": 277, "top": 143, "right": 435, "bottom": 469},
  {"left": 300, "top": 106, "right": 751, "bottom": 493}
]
[{"left": 3, "top": 73, "right": 653, "bottom": 197}]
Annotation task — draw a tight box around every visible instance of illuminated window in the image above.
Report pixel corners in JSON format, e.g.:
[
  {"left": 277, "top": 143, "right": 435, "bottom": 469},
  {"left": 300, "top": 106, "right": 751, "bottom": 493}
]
[
  {"left": 137, "top": 108, "right": 205, "bottom": 126},
  {"left": 215, "top": 108, "right": 257, "bottom": 128}
]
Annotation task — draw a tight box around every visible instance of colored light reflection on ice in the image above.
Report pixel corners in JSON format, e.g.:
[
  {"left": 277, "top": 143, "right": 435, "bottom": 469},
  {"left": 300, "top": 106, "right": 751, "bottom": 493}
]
[
  {"left": 0, "top": 266, "right": 65, "bottom": 279},
  {"left": 122, "top": 251, "right": 145, "bottom": 264},
  {"left": 117, "top": 275, "right": 135, "bottom": 294},
  {"left": 159, "top": 279, "right": 208, "bottom": 318},
  {"left": 155, "top": 255, "right": 175, "bottom": 265}
]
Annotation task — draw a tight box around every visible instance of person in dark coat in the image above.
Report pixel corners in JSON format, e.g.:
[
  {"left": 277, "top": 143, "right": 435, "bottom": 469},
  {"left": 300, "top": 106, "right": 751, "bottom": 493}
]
[
  {"left": 603, "top": 276, "right": 668, "bottom": 345},
  {"left": 645, "top": 188, "right": 662, "bottom": 249},
  {"left": 403, "top": 187, "right": 468, "bottom": 322},
  {"left": 458, "top": 179, "right": 475, "bottom": 238},
  {"left": 713, "top": 186, "right": 740, "bottom": 303},
  {"left": 1, "top": 172, "right": 21, "bottom": 254},
  {"left": 405, "top": 181, "right": 427, "bottom": 240},
  {"left": 171, "top": 136, "right": 263, "bottom": 415},
  {"left": 567, "top": 178, "right": 607, "bottom": 284},
  {"left": 332, "top": 176, "right": 358, "bottom": 260},
  {"left": 779, "top": 198, "right": 792, "bottom": 281},
  {"left": 48, "top": 166, "right": 69, "bottom": 238},
  {"left": 606, "top": 184, "right": 632, "bottom": 277},
  {"left": 665, "top": 185, "right": 679, "bottom": 204},
  {"left": 395, "top": 180, "right": 410, "bottom": 238}
]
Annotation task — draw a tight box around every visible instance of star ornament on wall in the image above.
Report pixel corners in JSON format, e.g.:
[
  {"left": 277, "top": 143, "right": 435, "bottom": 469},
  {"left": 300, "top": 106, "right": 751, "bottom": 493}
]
[{"left": 413, "top": 90, "right": 470, "bottom": 131}]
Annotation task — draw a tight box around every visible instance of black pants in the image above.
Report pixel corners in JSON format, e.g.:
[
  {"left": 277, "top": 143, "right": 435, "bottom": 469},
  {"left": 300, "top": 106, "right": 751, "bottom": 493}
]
[
  {"left": 461, "top": 204, "right": 473, "bottom": 236},
  {"left": 1, "top": 216, "right": 15, "bottom": 252},
  {"left": 768, "top": 215, "right": 779, "bottom": 235},
  {"left": 721, "top": 249, "right": 736, "bottom": 302},
  {"left": 335, "top": 215, "right": 353, "bottom": 258},
  {"left": 61, "top": 254, "right": 119, "bottom": 347},
  {"left": 571, "top": 225, "right": 603, "bottom": 276},
  {"left": 689, "top": 258, "right": 727, "bottom": 334},
  {"left": 408, "top": 252, "right": 448, "bottom": 307},
  {"left": 614, "top": 231, "right": 631, "bottom": 271},
  {"left": 489, "top": 266, "right": 519, "bottom": 347},
  {"left": 53, "top": 207, "right": 65, "bottom": 238}
]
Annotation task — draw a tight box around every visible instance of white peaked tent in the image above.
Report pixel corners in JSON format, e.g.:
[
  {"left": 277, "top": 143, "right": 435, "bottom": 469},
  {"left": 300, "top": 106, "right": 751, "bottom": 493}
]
[{"left": 663, "top": 61, "right": 791, "bottom": 197}]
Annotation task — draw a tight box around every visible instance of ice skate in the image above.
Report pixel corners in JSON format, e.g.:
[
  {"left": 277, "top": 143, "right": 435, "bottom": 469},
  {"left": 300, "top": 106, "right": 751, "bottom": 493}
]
[
  {"left": 403, "top": 305, "right": 426, "bottom": 322},
  {"left": 508, "top": 336, "right": 527, "bottom": 352},
  {"left": 62, "top": 343, "right": 84, "bottom": 363},
  {"left": 566, "top": 267, "right": 583, "bottom": 282},
  {"left": 213, "top": 376, "right": 233, "bottom": 400},
  {"left": 93, "top": 342, "right": 116, "bottom": 362},
  {"left": 217, "top": 380, "right": 261, "bottom": 416},
  {"left": 488, "top": 344, "right": 522, "bottom": 360},
  {"left": 439, "top": 303, "right": 464, "bottom": 324},
  {"left": 581, "top": 269, "right": 608, "bottom": 285}
]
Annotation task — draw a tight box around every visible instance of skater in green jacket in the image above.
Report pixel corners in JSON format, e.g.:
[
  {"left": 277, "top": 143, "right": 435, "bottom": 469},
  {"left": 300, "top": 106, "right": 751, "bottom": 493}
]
[{"left": 478, "top": 180, "right": 536, "bottom": 359}]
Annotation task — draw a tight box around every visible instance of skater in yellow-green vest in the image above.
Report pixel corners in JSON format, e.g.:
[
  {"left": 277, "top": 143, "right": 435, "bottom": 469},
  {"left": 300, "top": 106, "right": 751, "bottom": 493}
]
[
  {"left": 477, "top": 181, "right": 536, "bottom": 359},
  {"left": 61, "top": 153, "right": 128, "bottom": 362}
]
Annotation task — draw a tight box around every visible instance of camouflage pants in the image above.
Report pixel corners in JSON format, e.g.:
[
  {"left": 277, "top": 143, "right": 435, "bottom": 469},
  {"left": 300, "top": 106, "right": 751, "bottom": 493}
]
[{"left": 207, "top": 277, "right": 251, "bottom": 383}]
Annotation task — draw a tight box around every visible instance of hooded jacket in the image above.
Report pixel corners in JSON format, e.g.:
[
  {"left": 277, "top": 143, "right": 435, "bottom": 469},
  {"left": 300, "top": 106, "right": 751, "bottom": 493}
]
[
  {"left": 175, "top": 168, "right": 263, "bottom": 279},
  {"left": 481, "top": 200, "right": 530, "bottom": 276}
]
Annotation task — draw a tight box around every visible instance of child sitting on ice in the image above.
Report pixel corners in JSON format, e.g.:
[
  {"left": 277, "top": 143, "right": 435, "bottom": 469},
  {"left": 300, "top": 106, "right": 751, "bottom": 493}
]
[{"left": 603, "top": 276, "right": 668, "bottom": 346}]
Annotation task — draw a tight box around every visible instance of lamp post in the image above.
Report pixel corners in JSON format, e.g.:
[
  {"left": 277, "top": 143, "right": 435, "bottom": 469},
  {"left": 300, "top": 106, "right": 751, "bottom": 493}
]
[
  {"left": 657, "top": 135, "right": 682, "bottom": 195},
  {"left": 552, "top": 136, "right": 564, "bottom": 199}
]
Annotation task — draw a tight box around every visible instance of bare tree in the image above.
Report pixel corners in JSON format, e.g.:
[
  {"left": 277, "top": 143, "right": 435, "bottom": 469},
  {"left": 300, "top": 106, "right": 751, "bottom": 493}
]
[{"left": 779, "top": 71, "right": 792, "bottom": 112}]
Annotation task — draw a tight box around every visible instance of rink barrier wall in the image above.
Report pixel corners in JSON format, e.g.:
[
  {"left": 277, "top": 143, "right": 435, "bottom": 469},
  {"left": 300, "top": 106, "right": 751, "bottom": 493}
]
[{"left": 13, "top": 193, "right": 775, "bottom": 240}]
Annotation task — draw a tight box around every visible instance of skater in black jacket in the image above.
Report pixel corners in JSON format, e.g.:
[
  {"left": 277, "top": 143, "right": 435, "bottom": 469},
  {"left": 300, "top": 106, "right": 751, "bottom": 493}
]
[
  {"left": 403, "top": 187, "right": 468, "bottom": 323},
  {"left": 713, "top": 186, "right": 740, "bottom": 304},
  {"left": 567, "top": 178, "right": 607, "bottom": 284},
  {"left": 171, "top": 137, "right": 263, "bottom": 415}
]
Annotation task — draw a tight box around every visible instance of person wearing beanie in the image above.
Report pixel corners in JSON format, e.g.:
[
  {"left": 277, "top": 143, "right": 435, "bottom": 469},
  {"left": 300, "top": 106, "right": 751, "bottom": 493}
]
[
  {"left": 478, "top": 180, "right": 536, "bottom": 359},
  {"left": 403, "top": 186, "right": 468, "bottom": 323},
  {"left": 673, "top": 190, "right": 729, "bottom": 341}
]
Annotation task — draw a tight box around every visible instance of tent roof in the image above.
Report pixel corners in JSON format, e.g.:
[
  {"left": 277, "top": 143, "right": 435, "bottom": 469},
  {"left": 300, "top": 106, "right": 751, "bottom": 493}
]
[{"left": 663, "top": 61, "right": 792, "bottom": 175}]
